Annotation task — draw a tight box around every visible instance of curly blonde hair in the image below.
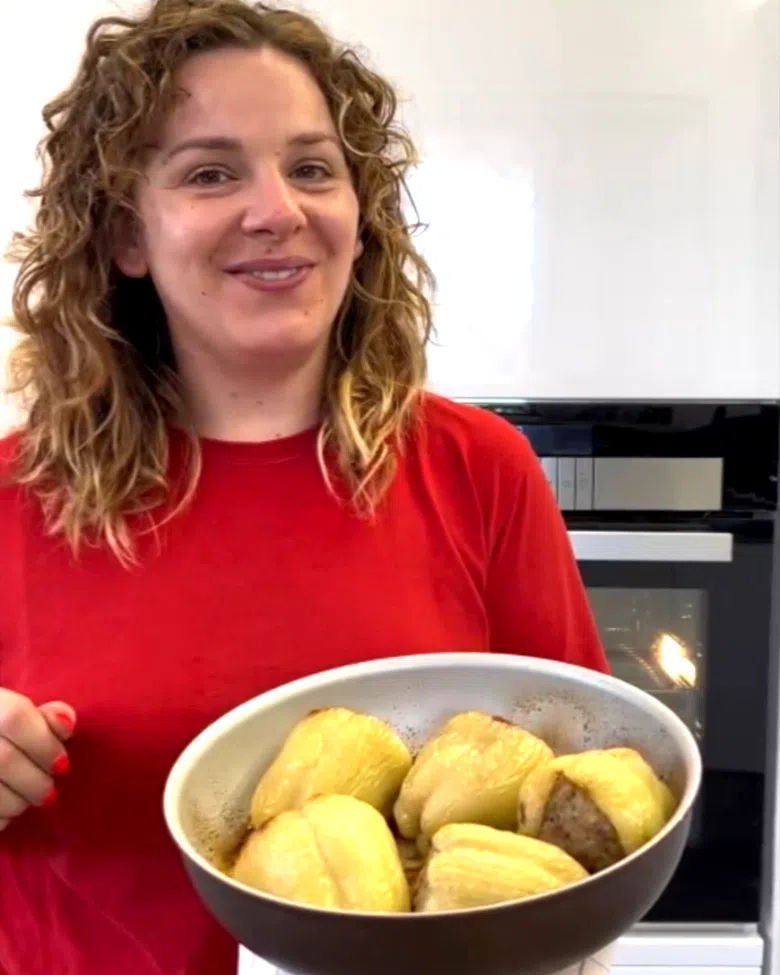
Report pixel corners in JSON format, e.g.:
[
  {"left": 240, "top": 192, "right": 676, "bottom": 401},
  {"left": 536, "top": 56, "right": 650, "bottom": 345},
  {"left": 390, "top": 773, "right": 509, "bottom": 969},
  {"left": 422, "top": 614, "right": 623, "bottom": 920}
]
[{"left": 5, "top": 0, "right": 434, "bottom": 564}]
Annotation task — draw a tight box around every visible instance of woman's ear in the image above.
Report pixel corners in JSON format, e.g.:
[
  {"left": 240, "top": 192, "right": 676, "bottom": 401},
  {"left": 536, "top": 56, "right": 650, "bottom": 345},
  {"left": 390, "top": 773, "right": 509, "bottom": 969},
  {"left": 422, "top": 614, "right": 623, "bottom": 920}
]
[
  {"left": 112, "top": 213, "right": 149, "bottom": 278},
  {"left": 353, "top": 236, "right": 364, "bottom": 261}
]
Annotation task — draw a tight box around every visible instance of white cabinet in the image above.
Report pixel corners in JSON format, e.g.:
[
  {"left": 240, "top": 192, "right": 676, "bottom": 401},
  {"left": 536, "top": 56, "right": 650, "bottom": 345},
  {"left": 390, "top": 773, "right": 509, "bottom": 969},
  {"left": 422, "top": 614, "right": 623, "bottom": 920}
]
[
  {"left": 612, "top": 932, "right": 764, "bottom": 972},
  {"left": 611, "top": 969, "right": 760, "bottom": 975},
  {"left": 610, "top": 965, "right": 761, "bottom": 975},
  {"left": 522, "top": 0, "right": 780, "bottom": 400},
  {"left": 314, "top": 0, "right": 780, "bottom": 401}
]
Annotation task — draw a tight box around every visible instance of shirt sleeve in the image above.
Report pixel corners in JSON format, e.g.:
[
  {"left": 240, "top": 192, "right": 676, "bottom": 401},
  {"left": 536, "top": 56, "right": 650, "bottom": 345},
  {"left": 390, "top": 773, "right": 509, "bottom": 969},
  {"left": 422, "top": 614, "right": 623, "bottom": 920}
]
[{"left": 478, "top": 417, "right": 609, "bottom": 674}]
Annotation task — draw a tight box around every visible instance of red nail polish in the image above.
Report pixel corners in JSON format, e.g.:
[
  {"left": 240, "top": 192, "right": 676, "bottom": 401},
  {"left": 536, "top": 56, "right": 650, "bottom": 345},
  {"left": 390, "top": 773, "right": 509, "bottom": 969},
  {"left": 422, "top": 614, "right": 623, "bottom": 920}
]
[
  {"left": 51, "top": 709, "right": 76, "bottom": 734},
  {"left": 51, "top": 753, "right": 70, "bottom": 776},
  {"left": 40, "top": 787, "right": 58, "bottom": 808}
]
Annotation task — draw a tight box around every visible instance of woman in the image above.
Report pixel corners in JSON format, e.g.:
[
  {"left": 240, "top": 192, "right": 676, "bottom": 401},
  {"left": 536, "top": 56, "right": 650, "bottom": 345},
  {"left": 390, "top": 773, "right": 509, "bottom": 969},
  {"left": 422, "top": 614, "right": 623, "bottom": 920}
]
[{"left": 0, "top": 1, "right": 608, "bottom": 973}]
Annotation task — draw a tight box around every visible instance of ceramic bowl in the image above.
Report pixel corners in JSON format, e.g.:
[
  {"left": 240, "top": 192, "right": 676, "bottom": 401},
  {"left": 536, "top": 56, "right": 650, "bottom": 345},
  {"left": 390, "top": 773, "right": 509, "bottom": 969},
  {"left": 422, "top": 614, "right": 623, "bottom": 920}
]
[{"left": 163, "top": 653, "right": 702, "bottom": 975}]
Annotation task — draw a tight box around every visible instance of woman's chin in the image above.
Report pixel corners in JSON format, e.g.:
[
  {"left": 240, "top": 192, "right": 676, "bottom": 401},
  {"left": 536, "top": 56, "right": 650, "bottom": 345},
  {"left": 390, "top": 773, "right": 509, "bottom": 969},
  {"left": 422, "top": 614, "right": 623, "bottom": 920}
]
[{"left": 220, "top": 327, "right": 330, "bottom": 370}]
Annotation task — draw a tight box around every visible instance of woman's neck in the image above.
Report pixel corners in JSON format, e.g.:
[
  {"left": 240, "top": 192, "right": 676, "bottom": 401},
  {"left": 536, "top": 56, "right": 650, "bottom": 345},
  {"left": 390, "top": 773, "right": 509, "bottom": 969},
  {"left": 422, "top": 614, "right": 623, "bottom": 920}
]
[{"left": 176, "top": 346, "right": 327, "bottom": 443}]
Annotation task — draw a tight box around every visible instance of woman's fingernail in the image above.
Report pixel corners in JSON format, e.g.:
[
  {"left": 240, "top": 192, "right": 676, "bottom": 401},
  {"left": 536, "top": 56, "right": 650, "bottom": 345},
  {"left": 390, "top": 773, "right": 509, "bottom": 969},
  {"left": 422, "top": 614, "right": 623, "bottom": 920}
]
[
  {"left": 40, "top": 787, "right": 58, "bottom": 808},
  {"left": 51, "top": 753, "right": 70, "bottom": 776},
  {"left": 51, "top": 709, "right": 76, "bottom": 734}
]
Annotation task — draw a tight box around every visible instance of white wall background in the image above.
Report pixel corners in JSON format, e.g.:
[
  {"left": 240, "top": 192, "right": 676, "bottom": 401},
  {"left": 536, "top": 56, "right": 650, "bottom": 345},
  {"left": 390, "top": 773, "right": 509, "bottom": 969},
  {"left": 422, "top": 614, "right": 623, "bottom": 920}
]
[{"left": 1, "top": 0, "right": 778, "bottom": 437}]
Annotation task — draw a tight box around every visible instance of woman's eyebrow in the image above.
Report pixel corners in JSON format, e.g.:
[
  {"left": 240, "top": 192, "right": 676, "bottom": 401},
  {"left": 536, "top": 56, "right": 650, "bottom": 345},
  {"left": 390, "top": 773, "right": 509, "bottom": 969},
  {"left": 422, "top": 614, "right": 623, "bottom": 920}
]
[
  {"left": 288, "top": 131, "right": 340, "bottom": 149},
  {"left": 161, "top": 135, "right": 242, "bottom": 164},
  {"left": 160, "top": 131, "right": 340, "bottom": 164}
]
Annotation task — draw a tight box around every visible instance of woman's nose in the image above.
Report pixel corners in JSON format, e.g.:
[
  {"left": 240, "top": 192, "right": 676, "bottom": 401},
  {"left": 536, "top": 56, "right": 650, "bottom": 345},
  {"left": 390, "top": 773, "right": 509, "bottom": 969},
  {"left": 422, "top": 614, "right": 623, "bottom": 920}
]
[{"left": 240, "top": 171, "right": 305, "bottom": 240}]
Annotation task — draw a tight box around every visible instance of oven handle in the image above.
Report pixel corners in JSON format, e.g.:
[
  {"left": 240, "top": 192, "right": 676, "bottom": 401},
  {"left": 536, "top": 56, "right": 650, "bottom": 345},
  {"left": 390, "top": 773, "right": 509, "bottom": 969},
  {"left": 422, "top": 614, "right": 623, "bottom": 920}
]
[{"left": 568, "top": 530, "right": 734, "bottom": 563}]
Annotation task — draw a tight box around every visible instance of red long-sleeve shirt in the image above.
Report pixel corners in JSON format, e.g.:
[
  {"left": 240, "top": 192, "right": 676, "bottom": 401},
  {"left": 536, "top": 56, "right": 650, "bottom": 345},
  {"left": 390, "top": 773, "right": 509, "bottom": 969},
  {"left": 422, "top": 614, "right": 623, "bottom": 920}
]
[{"left": 0, "top": 395, "right": 607, "bottom": 975}]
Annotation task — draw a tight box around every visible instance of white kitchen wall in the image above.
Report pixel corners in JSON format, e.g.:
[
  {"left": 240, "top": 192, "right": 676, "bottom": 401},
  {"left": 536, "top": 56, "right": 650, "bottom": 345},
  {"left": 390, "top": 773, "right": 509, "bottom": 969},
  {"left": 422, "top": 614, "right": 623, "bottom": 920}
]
[
  {"left": 1, "top": 0, "right": 778, "bottom": 436},
  {"left": 0, "top": 323, "right": 21, "bottom": 434}
]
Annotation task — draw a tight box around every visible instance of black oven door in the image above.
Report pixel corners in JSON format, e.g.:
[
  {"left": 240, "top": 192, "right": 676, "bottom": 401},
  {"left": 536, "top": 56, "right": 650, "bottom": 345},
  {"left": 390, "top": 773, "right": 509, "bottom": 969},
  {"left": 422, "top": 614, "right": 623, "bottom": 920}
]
[{"left": 570, "top": 525, "right": 774, "bottom": 924}]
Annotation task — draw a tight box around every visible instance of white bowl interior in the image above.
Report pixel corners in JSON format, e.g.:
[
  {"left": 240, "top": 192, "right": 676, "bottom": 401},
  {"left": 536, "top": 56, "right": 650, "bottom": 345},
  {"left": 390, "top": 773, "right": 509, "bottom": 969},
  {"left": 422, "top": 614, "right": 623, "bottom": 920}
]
[{"left": 164, "top": 653, "right": 701, "bottom": 882}]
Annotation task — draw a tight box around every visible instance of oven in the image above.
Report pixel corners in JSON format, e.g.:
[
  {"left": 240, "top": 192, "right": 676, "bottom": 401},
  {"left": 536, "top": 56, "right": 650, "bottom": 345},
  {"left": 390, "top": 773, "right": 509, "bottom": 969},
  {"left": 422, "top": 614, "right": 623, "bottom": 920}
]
[{"left": 479, "top": 402, "right": 780, "bottom": 931}]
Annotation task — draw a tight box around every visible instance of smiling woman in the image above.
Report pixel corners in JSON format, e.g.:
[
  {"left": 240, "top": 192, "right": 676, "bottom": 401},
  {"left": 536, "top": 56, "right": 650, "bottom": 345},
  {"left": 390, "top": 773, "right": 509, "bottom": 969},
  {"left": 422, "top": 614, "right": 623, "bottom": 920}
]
[{"left": 0, "top": 3, "right": 607, "bottom": 975}]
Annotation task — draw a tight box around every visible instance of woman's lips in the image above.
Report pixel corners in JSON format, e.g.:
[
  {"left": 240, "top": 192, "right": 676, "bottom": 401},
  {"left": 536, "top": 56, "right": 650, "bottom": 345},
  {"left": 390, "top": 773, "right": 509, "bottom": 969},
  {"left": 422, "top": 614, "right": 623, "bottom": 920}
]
[{"left": 227, "top": 265, "right": 313, "bottom": 292}]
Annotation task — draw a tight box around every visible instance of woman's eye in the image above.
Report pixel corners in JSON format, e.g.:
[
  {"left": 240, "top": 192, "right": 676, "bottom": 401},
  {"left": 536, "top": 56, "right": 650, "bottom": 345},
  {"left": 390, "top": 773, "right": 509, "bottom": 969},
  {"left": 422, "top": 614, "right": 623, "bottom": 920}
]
[
  {"left": 187, "top": 168, "right": 232, "bottom": 187},
  {"left": 292, "top": 162, "right": 331, "bottom": 181}
]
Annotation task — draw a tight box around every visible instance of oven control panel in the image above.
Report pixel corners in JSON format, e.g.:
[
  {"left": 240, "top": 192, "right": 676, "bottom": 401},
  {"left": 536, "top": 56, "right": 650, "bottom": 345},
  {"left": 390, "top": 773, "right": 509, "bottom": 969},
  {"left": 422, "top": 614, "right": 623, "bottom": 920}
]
[
  {"left": 486, "top": 403, "right": 777, "bottom": 514},
  {"left": 538, "top": 455, "right": 723, "bottom": 512}
]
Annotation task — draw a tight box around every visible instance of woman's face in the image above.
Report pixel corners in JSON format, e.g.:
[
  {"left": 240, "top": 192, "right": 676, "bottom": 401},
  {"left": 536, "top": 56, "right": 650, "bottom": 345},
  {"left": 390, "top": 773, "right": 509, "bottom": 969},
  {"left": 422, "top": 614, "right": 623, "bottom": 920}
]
[{"left": 115, "top": 46, "right": 361, "bottom": 373}]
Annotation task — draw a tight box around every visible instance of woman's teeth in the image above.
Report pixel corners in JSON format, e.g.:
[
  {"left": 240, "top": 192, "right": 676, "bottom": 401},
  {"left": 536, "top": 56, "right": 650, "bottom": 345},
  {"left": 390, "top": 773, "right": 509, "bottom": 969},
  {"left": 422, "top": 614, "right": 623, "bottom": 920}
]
[{"left": 247, "top": 268, "right": 301, "bottom": 281}]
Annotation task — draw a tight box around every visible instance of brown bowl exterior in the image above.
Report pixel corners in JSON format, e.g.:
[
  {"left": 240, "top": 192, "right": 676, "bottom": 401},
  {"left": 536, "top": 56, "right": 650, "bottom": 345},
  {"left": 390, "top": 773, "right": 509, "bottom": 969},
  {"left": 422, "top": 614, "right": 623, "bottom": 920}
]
[
  {"left": 164, "top": 652, "right": 702, "bottom": 975},
  {"left": 180, "top": 813, "right": 690, "bottom": 975}
]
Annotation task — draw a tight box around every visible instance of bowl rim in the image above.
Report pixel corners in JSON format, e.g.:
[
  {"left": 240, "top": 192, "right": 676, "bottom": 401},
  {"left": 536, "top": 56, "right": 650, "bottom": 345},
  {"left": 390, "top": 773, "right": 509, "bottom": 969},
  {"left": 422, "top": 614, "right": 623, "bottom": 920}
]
[{"left": 162, "top": 652, "right": 703, "bottom": 920}]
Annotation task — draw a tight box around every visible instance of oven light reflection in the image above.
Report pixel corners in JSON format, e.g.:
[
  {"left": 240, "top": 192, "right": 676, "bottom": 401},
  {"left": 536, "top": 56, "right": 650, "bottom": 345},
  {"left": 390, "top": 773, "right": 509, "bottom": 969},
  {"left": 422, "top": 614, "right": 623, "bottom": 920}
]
[{"left": 655, "top": 632, "right": 697, "bottom": 688}]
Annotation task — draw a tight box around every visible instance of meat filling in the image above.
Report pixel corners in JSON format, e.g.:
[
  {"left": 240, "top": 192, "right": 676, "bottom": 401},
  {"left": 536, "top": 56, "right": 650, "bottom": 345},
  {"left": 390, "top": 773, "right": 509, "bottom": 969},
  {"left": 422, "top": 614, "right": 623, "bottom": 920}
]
[{"left": 537, "top": 775, "right": 624, "bottom": 873}]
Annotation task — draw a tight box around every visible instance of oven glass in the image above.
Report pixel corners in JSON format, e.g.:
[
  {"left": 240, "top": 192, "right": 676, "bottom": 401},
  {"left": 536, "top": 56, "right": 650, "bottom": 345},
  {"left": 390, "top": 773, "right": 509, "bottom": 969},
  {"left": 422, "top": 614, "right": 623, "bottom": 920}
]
[{"left": 588, "top": 587, "right": 705, "bottom": 738}]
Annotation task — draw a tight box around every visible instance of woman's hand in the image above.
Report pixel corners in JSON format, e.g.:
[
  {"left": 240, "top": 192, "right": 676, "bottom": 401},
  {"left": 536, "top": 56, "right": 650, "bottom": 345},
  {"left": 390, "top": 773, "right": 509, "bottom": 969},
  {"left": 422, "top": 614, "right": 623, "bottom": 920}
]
[{"left": 0, "top": 690, "right": 76, "bottom": 832}]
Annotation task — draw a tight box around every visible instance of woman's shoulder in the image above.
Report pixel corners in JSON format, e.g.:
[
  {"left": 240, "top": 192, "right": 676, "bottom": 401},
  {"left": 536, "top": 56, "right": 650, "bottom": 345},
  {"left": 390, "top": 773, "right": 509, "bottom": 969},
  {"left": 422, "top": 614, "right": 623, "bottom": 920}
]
[
  {"left": 0, "top": 429, "right": 23, "bottom": 485},
  {"left": 0, "top": 429, "right": 27, "bottom": 519},
  {"left": 413, "top": 393, "right": 537, "bottom": 474},
  {"left": 0, "top": 432, "right": 26, "bottom": 588}
]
